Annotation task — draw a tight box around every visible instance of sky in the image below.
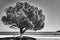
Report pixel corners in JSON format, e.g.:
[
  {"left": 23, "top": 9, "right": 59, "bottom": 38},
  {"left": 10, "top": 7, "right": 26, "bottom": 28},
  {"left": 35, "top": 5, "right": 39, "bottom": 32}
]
[{"left": 0, "top": 0, "right": 60, "bottom": 32}]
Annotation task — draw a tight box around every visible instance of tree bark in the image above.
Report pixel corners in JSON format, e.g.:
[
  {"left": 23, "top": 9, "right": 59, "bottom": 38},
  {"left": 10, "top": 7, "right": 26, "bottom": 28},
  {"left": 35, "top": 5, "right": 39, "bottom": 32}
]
[
  {"left": 20, "top": 28, "right": 23, "bottom": 38},
  {"left": 20, "top": 27, "right": 27, "bottom": 38}
]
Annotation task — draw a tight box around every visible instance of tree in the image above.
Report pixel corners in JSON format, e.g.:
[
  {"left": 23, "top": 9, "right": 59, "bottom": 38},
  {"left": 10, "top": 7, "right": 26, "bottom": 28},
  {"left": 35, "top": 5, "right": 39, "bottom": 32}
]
[{"left": 1, "top": 2, "right": 45, "bottom": 38}]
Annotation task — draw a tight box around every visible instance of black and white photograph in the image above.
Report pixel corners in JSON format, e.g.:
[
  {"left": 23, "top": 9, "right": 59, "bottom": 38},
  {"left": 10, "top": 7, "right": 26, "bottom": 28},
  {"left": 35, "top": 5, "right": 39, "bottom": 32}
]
[{"left": 0, "top": 0, "right": 60, "bottom": 40}]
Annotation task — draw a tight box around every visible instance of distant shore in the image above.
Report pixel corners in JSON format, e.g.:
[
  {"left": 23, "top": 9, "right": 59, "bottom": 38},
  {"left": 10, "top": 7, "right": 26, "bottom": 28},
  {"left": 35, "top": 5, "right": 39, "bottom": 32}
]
[{"left": 0, "top": 32, "right": 59, "bottom": 35}]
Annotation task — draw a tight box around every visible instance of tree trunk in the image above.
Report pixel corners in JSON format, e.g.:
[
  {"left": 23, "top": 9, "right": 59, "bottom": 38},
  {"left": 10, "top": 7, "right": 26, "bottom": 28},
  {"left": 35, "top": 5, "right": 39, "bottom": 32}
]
[
  {"left": 20, "top": 33, "right": 23, "bottom": 38},
  {"left": 20, "top": 28, "right": 23, "bottom": 38},
  {"left": 20, "top": 28, "right": 27, "bottom": 38}
]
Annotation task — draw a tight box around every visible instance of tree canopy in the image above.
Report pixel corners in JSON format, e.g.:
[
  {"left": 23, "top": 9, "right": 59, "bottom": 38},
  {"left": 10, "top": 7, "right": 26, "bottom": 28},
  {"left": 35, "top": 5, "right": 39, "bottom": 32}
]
[{"left": 1, "top": 2, "right": 45, "bottom": 33}]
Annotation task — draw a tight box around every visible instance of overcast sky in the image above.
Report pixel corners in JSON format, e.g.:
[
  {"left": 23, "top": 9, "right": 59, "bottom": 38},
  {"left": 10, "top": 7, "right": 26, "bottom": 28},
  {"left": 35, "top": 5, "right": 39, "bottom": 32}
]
[{"left": 0, "top": 0, "right": 60, "bottom": 32}]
